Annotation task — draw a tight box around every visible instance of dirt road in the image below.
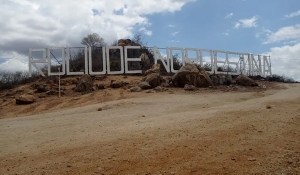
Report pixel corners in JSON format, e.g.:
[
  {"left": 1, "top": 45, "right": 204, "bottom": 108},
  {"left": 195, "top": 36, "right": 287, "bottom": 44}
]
[{"left": 1, "top": 84, "right": 300, "bottom": 175}]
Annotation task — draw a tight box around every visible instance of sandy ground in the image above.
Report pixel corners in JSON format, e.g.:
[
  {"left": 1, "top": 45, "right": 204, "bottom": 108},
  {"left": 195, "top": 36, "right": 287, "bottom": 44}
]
[{"left": 0, "top": 82, "right": 300, "bottom": 174}]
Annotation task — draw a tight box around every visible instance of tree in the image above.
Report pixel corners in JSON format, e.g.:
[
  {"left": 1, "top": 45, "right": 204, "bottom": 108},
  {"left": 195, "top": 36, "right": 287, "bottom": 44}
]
[
  {"left": 111, "top": 40, "right": 118, "bottom": 46},
  {"left": 131, "top": 32, "right": 147, "bottom": 46},
  {"left": 81, "top": 33, "right": 106, "bottom": 47}
]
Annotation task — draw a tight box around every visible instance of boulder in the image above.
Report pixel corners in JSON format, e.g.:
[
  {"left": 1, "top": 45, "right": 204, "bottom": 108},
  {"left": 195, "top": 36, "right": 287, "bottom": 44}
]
[
  {"left": 235, "top": 75, "right": 258, "bottom": 86},
  {"left": 144, "top": 63, "right": 160, "bottom": 76},
  {"left": 96, "top": 84, "right": 106, "bottom": 89},
  {"left": 171, "top": 63, "right": 212, "bottom": 88},
  {"left": 118, "top": 39, "right": 141, "bottom": 47},
  {"left": 154, "top": 86, "right": 163, "bottom": 92},
  {"left": 184, "top": 84, "right": 197, "bottom": 91},
  {"left": 118, "top": 39, "right": 126, "bottom": 47},
  {"left": 130, "top": 86, "right": 142, "bottom": 92},
  {"left": 138, "top": 81, "right": 152, "bottom": 90},
  {"left": 161, "top": 82, "right": 170, "bottom": 87},
  {"left": 110, "top": 80, "right": 127, "bottom": 88},
  {"left": 140, "top": 53, "right": 151, "bottom": 69},
  {"left": 35, "top": 84, "right": 49, "bottom": 93},
  {"left": 160, "top": 77, "right": 172, "bottom": 87},
  {"left": 210, "top": 74, "right": 232, "bottom": 85},
  {"left": 145, "top": 73, "right": 161, "bottom": 88},
  {"left": 16, "top": 94, "right": 35, "bottom": 105},
  {"left": 75, "top": 74, "right": 93, "bottom": 92},
  {"left": 140, "top": 53, "right": 150, "bottom": 63}
]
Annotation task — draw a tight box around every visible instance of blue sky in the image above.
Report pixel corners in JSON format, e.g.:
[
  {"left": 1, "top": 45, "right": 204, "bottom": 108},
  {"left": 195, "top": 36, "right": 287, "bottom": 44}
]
[
  {"left": 141, "top": 0, "right": 299, "bottom": 52},
  {"left": 0, "top": 0, "right": 299, "bottom": 80}
]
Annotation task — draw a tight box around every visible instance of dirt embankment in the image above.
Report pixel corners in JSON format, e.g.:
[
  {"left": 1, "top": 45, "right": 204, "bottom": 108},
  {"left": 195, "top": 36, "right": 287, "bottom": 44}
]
[
  {"left": 0, "top": 78, "right": 299, "bottom": 174},
  {"left": 0, "top": 74, "right": 285, "bottom": 119}
]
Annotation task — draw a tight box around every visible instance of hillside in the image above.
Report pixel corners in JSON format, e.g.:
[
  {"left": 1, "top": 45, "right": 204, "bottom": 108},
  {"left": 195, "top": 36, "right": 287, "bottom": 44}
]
[{"left": 0, "top": 77, "right": 299, "bottom": 174}]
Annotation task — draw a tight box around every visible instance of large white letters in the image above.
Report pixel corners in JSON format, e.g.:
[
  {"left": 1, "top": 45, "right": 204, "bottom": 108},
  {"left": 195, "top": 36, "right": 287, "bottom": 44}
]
[
  {"left": 28, "top": 46, "right": 272, "bottom": 77},
  {"left": 106, "top": 46, "right": 124, "bottom": 74},
  {"left": 124, "top": 46, "right": 142, "bottom": 74}
]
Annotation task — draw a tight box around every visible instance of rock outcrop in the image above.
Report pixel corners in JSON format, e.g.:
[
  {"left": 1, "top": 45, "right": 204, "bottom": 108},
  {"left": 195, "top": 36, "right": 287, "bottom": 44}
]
[
  {"left": 235, "top": 75, "right": 258, "bottom": 86},
  {"left": 171, "top": 63, "right": 212, "bottom": 88},
  {"left": 16, "top": 94, "right": 35, "bottom": 105},
  {"left": 96, "top": 84, "right": 106, "bottom": 89},
  {"left": 154, "top": 86, "right": 163, "bottom": 92},
  {"left": 130, "top": 86, "right": 142, "bottom": 92},
  {"left": 140, "top": 53, "right": 150, "bottom": 65},
  {"left": 144, "top": 63, "right": 160, "bottom": 76},
  {"left": 75, "top": 74, "right": 93, "bottom": 92},
  {"left": 138, "top": 82, "right": 152, "bottom": 90},
  {"left": 110, "top": 80, "right": 128, "bottom": 88},
  {"left": 35, "top": 84, "right": 50, "bottom": 93},
  {"left": 144, "top": 73, "right": 161, "bottom": 88},
  {"left": 118, "top": 39, "right": 141, "bottom": 47}
]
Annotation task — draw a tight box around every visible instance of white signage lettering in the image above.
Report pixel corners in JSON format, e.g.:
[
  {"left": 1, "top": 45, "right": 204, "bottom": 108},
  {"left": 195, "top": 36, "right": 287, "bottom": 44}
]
[{"left": 28, "top": 46, "right": 272, "bottom": 77}]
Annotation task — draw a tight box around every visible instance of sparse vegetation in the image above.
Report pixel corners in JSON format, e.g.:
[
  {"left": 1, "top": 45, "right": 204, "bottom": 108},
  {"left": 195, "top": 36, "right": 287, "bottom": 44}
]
[
  {"left": 203, "top": 62, "right": 237, "bottom": 73},
  {"left": 204, "top": 63, "right": 212, "bottom": 71},
  {"left": 0, "top": 70, "right": 40, "bottom": 90},
  {"left": 266, "top": 74, "right": 296, "bottom": 83}
]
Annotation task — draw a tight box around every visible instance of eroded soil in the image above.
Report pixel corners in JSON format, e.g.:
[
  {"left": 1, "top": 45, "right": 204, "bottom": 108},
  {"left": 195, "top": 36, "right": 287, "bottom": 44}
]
[{"left": 0, "top": 78, "right": 299, "bottom": 174}]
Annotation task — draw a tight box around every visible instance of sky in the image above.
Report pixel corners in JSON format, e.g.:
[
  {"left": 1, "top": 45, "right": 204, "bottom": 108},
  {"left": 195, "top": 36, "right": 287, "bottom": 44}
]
[{"left": 0, "top": 0, "right": 300, "bottom": 80}]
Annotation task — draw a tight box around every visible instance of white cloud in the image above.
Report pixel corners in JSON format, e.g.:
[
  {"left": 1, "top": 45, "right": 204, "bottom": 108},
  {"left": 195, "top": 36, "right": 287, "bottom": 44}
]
[
  {"left": 139, "top": 27, "right": 153, "bottom": 36},
  {"left": 171, "top": 31, "right": 180, "bottom": 36},
  {"left": 223, "top": 30, "right": 229, "bottom": 36},
  {"left": 234, "top": 16, "right": 258, "bottom": 28},
  {"left": 262, "top": 24, "right": 300, "bottom": 44},
  {"left": 283, "top": 40, "right": 300, "bottom": 45},
  {"left": 262, "top": 42, "right": 300, "bottom": 81},
  {"left": 0, "top": 57, "right": 28, "bottom": 72},
  {"left": 168, "top": 24, "right": 175, "bottom": 27},
  {"left": 284, "top": 10, "right": 300, "bottom": 19},
  {"left": 255, "top": 28, "right": 272, "bottom": 40},
  {"left": 0, "top": 0, "right": 195, "bottom": 72},
  {"left": 170, "top": 40, "right": 179, "bottom": 42},
  {"left": 225, "top": 13, "right": 233, "bottom": 19}
]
